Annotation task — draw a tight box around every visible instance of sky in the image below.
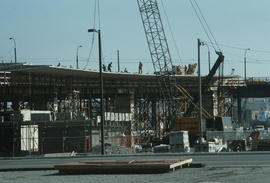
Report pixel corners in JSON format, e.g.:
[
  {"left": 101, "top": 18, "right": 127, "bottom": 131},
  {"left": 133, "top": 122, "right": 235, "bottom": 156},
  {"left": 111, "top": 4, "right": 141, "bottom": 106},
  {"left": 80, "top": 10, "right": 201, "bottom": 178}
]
[{"left": 1, "top": 0, "right": 270, "bottom": 77}]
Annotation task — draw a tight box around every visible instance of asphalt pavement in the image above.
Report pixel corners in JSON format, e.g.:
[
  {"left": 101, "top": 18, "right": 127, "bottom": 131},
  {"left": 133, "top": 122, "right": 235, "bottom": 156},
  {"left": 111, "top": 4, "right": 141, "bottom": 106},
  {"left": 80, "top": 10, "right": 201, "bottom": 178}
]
[
  {"left": 1, "top": 151, "right": 270, "bottom": 170},
  {"left": 1, "top": 152, "right": 270, "bottom": 183}
]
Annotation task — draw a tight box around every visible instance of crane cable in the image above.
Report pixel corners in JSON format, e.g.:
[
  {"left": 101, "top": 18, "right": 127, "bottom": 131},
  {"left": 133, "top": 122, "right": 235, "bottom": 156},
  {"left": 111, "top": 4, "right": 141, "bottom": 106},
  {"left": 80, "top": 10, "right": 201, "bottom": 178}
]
[
  {"left": 160, "top": 0, "right": 183, "bottom": 65},
  {"left": 84, "top": 0, "right": 100, "bottom": 69},
  {"left": 189, "top": 0, "right": 221, "bottom": 52},
  {"left": 193, "top": 0, "right": 221, "bottom": 52}
]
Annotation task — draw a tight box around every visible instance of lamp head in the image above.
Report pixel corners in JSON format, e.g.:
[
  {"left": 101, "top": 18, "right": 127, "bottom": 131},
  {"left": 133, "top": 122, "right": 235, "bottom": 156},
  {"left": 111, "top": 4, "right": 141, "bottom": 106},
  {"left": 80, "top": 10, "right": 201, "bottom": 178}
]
[{"left": 88, "top": 29, "right": 97, "bottom": 33}]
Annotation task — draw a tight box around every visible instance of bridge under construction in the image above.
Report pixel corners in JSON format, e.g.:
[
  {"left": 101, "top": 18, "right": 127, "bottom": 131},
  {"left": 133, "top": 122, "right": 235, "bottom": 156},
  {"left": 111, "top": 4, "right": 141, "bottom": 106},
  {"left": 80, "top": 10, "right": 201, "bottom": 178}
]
[{"left": 0, "top": 63, "right": 246, "bottom": 156}]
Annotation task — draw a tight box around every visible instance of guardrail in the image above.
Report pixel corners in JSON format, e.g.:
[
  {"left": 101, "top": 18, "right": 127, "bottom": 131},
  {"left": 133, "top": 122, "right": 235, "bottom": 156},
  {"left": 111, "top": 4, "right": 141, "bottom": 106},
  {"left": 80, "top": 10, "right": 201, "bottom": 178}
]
[
  {"left": 246, "top": 77, "right": 270, "bottom": 85},
  {"left": 222, "top": 77, "right": 246, "bottom": 87}
]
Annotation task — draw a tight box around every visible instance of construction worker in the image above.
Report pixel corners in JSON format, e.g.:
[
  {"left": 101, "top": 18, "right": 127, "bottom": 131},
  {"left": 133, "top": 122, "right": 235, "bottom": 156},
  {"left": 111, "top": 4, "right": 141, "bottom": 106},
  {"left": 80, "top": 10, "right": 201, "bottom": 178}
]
[
  {"left": 138, "top": 61, "right": 143, "bottom": 74},
  {"left": 102, "top": 64, "right": 106, "bottom": 71},
  {"left": 108, "top": 62, "right": 112, "bottom": 72}
]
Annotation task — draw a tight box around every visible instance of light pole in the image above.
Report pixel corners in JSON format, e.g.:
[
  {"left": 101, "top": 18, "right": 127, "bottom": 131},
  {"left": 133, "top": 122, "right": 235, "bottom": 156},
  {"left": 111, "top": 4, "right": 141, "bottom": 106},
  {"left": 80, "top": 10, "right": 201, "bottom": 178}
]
[
  {"left": 88, "top": 28, "right": 105, "bottom": 155},
  {"left": 117, "top": 50, "right": 120, "bottom": 72},
  {"left": 9, "top": 37, "right": 17, "bottom": 63},
  {"left": 198, "top": 39, "right": 203, "bottom": 142},
  {"left": 244, "top": 48, "right": 251, "bottom": 82},
  {"left": 76, "top": 45, "right": 83, "bottom": 69}
]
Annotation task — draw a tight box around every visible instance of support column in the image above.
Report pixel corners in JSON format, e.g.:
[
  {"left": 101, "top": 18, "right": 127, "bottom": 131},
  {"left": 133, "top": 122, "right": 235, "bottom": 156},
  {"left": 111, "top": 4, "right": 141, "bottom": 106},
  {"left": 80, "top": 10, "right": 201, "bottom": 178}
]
[
  {"left": 130, "top": 91, "right": 135, "bottom": 150},
  {"left": 151, "top": 98, "right": 157, "bottom": 136},
  {"left": 3, "top": 101, "right": 7, "bottom": 112},
  {"left": 211, "top": 87, "right": 218, "bottom": 117},
  {"left": 156, "top": 99, "right": 161, "bottom": 137},
  {"left": 84, "top": 136, "right": 90, "bottom": 152},
  {"left": 41, "top": 134, "right": 45, "bottom": 154},
  {"left": 62, "top": 136, "right": 66, "bottom": 153},
  {"left": 237, "top": 96, "right": 242, "bottom": 126}
]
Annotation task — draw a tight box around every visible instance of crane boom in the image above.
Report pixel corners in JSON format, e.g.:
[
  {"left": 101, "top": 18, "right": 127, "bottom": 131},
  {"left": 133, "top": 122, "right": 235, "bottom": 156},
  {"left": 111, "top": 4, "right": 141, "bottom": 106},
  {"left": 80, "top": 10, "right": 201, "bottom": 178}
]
[
  {"left": 137, "top": 0, "right": 177, "bottom": 129},
  {"left": 184, "top": 51, "right": 224, "bottom": 117}
]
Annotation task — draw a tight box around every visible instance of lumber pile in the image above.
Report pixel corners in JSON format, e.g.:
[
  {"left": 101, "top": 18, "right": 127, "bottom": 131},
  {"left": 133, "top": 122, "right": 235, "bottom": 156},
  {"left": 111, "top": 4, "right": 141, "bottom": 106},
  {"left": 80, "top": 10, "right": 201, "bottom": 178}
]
[{"left": 54, "top": 158, "right": 192, "bottom": 174}]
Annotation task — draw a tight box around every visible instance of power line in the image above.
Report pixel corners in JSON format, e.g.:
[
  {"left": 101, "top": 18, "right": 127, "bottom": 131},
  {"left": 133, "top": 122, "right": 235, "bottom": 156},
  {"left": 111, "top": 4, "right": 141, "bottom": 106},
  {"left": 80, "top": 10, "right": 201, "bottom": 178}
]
[
  {"left": 84, "top": 0, "right": 99, "bottom": 69},
  {"left": 189, "top": 0, "right": 216, "bottom": 51},
  {"left": 193, "top": 0, "right": 221, "bottom": 52},
  {"left": 160, "top": 0, "right": 183, "bottom": 64},
  {"left": 203, "top": 41, "right": 270, "bottom": 54}
]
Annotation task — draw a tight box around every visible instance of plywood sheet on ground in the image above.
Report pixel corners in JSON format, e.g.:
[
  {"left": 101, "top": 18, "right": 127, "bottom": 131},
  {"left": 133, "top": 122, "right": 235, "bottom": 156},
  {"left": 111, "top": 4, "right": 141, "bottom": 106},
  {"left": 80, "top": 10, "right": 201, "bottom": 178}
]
[{"left": 54, "top": 158, "right": 192, "bottom": 174}]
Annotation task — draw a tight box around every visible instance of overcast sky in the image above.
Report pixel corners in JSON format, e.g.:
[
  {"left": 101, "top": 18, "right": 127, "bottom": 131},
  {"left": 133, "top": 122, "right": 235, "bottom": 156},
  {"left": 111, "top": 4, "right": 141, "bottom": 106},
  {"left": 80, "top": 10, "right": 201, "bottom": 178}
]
[{"left": 1, "top": 0, "right": 270, "bottom": 76}]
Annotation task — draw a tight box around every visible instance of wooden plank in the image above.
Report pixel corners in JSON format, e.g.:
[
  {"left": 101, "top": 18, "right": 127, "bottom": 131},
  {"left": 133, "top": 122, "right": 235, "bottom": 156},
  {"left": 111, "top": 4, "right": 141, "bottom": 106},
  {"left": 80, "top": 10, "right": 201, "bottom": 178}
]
[
  {"left": 169, "top": 158, "right": 192, "bottom": 169},
  {"left": 54, "top": 158, "right": 192, "bottom": 174}
]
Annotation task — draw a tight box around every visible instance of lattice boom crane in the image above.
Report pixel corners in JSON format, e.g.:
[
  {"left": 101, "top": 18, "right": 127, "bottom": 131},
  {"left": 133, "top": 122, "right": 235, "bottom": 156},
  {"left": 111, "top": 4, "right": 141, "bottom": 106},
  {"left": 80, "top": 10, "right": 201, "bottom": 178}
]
[{"left": 137, "top": 0, "right": 177, "bottom": 130}]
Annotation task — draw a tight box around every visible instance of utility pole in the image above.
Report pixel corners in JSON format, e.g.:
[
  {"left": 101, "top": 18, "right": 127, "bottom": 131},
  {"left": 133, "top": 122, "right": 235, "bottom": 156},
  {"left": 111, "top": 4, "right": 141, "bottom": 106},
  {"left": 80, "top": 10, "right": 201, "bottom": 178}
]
[
  {"left": 117, "top": 50, "right": 120, "bottom": 72},
  {"left": 198, "top": 39, "right": 203, "bottom": 142},
  {"left": 244, "top": 48, "right": 250, "bottom": 82}
]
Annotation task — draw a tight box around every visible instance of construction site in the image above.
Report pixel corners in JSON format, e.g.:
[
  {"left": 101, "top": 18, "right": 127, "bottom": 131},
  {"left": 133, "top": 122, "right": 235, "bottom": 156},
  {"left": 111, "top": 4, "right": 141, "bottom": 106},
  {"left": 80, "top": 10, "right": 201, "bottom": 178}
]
[
  {"left": 0, "top": 60, "right": 252, "bottom": 156},
  {"left": 2, "top": 0, "right": 270, "bottom": 159}
]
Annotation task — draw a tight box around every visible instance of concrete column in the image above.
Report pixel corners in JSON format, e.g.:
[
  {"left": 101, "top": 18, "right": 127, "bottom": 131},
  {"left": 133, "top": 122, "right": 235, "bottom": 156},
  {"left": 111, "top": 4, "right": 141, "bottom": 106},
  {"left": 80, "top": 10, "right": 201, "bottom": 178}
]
[
  {"left": 151, "top": 98, "right": 157, "bottom": 133},
  {"left": 130, "top": 91, "right": 135, "bottom": 150},
  {"left": 3, "top": 101, "right": 7, "bottom": 112},
  {"left": 211, "top": 87, "right": 218, "bottom": 117},
  {"left": 88, "top": 98, "right": 91, "bottom": 119},
  {"left": 237, "top": 96, "right": 242, "bottom": 126},
  {"left": 156, "top": 99, "right": 161, "bottom": 137}
]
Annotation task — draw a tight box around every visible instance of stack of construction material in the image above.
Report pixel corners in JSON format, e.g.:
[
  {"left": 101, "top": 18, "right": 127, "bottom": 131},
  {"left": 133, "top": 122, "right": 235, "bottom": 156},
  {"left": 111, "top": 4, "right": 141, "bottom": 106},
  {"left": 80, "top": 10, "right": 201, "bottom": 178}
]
[
  {"left": 195, "top": 142, "right": 218, "bottom": 152},
  {"left": 169, "top": 131, "right": 190, "bottom": 152},
  {"left": 195, "top": 138, "right": 228, "bottom": 152}
]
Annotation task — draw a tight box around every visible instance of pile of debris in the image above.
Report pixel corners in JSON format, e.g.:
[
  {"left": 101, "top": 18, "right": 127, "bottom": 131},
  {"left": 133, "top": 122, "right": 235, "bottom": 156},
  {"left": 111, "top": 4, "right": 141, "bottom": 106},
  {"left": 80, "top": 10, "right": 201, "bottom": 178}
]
[
  {"left": 153, "top": 131, "right": 190, "bottom": 153},
  {"left": 172, "top": 64, "right": 197, "bottom": 75},
  {"left": 195, "top": 138, "right": 227, "bottom": 153}
]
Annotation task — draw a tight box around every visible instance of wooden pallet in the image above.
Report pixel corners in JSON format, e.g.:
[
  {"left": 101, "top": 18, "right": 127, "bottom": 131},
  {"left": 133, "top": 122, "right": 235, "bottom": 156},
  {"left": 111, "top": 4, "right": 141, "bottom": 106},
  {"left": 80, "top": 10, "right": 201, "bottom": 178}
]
[{"left": 54, "top": 158, "right": 192, "bottom": 174}]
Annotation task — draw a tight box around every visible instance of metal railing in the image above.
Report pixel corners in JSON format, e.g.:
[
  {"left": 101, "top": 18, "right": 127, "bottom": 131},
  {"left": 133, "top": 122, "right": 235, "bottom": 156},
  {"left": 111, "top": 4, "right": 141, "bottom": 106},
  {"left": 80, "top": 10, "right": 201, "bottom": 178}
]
[{"left": 246, "top": 77, "right": 270, "bottom": 85}]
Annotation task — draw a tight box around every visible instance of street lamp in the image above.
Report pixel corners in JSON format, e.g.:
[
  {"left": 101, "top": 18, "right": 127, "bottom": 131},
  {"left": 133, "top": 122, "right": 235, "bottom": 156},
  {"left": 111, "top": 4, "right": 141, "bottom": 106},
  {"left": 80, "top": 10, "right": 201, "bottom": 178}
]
[
  {"left": 76, "top": 45, "right": 83, "bottom": 69},
  {"left": 9, "top": 37, "right": 17, "bottom": 63},
  {"left": 244, "top": 48, "right": 251, "bottom": 82},
  {"left": 198, "top": 39, "right": 203, "bottom": 142},
  {"left": 88, "top": 28, "right": 105, "bottom": 155}
]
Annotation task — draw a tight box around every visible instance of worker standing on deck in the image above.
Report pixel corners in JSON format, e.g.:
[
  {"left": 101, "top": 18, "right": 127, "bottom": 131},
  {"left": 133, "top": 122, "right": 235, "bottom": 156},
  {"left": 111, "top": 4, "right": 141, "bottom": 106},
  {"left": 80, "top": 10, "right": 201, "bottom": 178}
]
[
  {"left": 108, "top": 62, "right": 112, "bottom": 72},
  {"left": 138, "top": 61, "right": 143, "bottom": 74},
  {"left": 102, "top": 64, "right": 106, "bottom": 71}
]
